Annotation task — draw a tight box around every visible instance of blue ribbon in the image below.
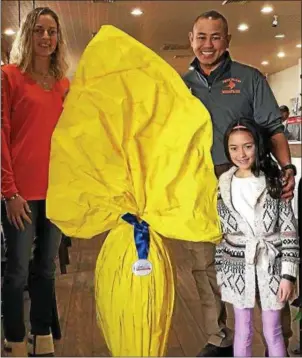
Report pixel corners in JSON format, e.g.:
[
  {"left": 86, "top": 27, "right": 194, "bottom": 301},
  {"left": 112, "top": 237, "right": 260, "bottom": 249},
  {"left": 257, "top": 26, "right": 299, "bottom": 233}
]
[{"left": 122, "top": 213, "right": 150, "bottom": 260}]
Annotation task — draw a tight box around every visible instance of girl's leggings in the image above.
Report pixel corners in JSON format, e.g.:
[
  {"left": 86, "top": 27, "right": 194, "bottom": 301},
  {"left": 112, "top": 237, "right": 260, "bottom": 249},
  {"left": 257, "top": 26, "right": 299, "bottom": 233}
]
[{"left": 233, "top": 306, "right": 286, "bottom": 357}]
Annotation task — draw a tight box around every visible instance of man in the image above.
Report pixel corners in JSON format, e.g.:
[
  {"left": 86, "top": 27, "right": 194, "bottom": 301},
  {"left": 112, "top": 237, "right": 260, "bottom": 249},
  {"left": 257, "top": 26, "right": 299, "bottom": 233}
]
[
  {"left": 280, "top": 105, "right": 290, "bottom": 123},
  {"left": 180, "top": 10, "right": 296, "bottom": 357},
  {"left": 280, "top": 105, "right": 299, "bottom": 140}
]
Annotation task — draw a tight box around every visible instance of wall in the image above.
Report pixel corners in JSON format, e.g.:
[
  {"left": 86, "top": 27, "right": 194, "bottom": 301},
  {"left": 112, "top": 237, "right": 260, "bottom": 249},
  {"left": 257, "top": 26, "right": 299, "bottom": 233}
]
[{"left": 268, "top": 59, "right": 301, "bottom": 114}]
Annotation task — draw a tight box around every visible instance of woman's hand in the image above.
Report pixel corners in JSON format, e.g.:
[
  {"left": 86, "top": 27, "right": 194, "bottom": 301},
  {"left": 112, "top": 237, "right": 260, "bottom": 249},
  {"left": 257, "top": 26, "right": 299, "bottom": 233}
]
[
  {"left": 5, "top": 195, "right": 32, "bottom": 230},
  {"left": 278, "top": 278, "right": 295, "bottom": 303}
]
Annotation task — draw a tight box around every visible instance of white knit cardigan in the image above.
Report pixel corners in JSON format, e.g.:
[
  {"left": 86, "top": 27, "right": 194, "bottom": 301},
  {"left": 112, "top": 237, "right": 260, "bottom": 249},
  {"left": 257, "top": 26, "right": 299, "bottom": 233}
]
[{"left": 215, "top": 166, "right": 299, "bottom": 310}]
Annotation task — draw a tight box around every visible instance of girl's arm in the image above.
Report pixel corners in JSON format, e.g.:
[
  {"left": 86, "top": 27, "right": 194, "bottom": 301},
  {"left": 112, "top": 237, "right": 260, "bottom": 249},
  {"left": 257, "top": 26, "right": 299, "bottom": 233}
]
[{"left": 279, "top": 200, "right": 299, "bottom": 279}]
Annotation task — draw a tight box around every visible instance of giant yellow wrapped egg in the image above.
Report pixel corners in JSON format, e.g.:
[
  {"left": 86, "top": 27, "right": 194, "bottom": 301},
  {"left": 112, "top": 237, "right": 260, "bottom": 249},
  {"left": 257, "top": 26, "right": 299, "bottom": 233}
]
[{"left": 47, "top": 25, "right": 221, "bottom": 356}]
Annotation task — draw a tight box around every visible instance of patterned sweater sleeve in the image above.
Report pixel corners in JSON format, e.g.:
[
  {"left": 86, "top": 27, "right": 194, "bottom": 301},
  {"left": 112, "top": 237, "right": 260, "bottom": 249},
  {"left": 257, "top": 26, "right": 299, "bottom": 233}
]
[
  {"left": 279, "top": 199, "right": 299, "bottom": 277},
  {"left": 215, "top": 186, "right": 225, "bottom": 286},
  {"left": 215, "top": 238, "right": 225, "bottom": 286}
]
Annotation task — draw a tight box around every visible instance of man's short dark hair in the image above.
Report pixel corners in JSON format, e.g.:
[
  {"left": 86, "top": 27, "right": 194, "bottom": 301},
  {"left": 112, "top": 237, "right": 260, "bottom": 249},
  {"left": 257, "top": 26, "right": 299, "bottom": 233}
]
[
  {"left": 279, "top": 105, "right": 289, "bottom": 113},
  {"left": 193, "top": 10, "right": 229, "bottom": 34}
]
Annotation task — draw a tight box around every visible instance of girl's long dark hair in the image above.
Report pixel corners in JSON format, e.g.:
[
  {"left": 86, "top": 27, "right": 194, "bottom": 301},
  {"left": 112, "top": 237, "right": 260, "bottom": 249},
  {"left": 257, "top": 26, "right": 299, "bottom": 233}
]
[{"left": 224, "top": 119, "right": 283, "bottom": 199}]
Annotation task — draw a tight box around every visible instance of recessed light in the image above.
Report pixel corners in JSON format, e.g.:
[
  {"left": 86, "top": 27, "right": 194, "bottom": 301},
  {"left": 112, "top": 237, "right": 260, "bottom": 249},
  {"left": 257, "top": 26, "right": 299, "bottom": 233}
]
[
  {"left": 261, "top": 61, "right": 269, "bottom": 65},
  {"left": 237, "top": 23, "right": 249, "bottom": 31},
  {"left": 261, "top": 5, "right": 273, "bottom": 14},
  {"left": 275, "top": 34, "right": 285, "bottom": 39},
  {"left": 131, "top": 8, "right": 143, "bottom": 16},
  {"left": 4, "top": 28, "right": 16, "bottom": 36},
  {"left": 296, "top": 44, "right": 302, "bottom": 48},
  {"left": 277, "top": 52, "right": 285, "bottom": 58}
]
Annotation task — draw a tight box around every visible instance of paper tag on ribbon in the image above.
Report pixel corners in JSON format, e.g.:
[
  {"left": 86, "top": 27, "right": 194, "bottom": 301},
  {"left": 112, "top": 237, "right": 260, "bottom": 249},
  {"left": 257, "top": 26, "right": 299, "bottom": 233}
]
[{"left": 132, "top": 259, "right": 153, "bottom": 276}]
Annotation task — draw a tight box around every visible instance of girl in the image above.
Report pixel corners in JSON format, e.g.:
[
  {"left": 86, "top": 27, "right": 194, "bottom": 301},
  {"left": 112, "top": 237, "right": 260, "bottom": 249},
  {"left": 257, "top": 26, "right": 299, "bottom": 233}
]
[
  {"left": 1, "top": 7, "right": 69, "bottom": 357},
  {"left": 215, "top": 119, "right": 299, "bottom": 357}
]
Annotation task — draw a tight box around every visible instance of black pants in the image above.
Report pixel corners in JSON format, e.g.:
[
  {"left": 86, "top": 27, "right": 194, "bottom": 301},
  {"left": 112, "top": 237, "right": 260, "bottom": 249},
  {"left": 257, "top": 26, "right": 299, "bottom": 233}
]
[{"left": 2, "top": 200, "right": 61, "bottom": 342}]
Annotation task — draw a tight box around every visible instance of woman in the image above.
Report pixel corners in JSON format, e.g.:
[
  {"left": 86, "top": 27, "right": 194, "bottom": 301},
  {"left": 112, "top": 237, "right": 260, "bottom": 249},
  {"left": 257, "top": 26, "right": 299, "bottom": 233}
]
[{"left": 1, "top": 7, "right": 69, "bottom": 357}]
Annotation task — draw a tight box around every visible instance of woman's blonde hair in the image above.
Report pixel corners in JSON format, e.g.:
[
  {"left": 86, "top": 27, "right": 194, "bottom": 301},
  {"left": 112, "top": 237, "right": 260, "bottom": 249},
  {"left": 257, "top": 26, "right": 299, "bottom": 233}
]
[{"left": 10, "top": 7, "right": 68, "bottom": 79}]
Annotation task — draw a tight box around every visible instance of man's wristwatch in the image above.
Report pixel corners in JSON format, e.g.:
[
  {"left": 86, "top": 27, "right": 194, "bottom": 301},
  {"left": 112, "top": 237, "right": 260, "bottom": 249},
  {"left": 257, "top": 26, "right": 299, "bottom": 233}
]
[{"left": 282, "top": 164, "right": 297, "bottom": 176}]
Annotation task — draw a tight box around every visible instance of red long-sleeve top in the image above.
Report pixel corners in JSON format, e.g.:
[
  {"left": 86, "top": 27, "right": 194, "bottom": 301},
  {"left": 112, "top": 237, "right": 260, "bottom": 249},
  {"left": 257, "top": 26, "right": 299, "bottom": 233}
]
[{"left": 1, "top": 64, "right": 69, "bottom": 200}]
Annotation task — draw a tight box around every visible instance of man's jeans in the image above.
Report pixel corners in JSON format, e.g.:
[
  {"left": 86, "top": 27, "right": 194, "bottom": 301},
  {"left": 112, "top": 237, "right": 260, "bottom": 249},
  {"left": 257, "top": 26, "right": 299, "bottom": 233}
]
[{"left": 2, "top": 200, "right": 61, "bottom": 342}]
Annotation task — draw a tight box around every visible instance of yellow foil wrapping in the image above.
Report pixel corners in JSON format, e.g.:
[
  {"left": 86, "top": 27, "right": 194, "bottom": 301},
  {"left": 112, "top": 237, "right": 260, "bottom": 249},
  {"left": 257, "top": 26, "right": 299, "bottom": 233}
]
[
  {"left": 95, "top": 225, "right": 174, "bottom": 356},
  {"left": 47, "top": 25, "right": 222, "bottom": 356}
]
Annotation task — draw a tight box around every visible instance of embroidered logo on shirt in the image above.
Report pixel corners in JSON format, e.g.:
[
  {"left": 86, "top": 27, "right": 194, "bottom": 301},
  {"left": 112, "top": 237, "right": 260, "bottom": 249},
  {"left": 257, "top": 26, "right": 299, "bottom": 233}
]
[{"left": 222, "top": 78, "right": 241, "bottom": 94}]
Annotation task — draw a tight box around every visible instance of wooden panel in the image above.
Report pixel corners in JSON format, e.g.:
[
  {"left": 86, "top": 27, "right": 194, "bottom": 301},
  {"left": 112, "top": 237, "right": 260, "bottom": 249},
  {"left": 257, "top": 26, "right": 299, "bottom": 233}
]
[
  {"left": 61, "top": 270, "right": 94, "bottom": 357},
  {"left": 54, "top": 273, "right": 75, "bottom": 356}
]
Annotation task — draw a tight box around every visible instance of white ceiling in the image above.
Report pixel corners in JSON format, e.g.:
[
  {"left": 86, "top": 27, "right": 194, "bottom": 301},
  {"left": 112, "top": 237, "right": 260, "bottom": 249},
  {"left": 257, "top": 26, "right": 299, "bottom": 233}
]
[{"left": 1, "top": 0, "right": 301, "bottom": 77}]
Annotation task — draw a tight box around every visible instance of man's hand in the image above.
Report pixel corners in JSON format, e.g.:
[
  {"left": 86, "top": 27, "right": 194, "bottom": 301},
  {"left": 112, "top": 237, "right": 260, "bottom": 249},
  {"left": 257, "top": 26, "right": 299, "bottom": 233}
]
[
  {"left": 270, "top": 132, "right": 295, "bottom": 200},
  {"left": 281, "top": 169, "right": 295, "bottom": 201}
]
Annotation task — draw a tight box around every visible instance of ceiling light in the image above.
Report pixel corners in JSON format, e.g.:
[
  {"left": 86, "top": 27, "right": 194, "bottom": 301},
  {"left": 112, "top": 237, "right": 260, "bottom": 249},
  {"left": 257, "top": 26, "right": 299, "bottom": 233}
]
[
  {"left": 4, "top": 28, "right": 16, "bottom": 36},
  {"left": 131, "top": 8, "right": 143, "bottom": 16},
  {"left": 277, "top": 51, "right": 285, "bottom": 58},
  {"left": 261, "top": 61, "right": 269, "bottom": 66},
  {"left": 237, "top": 23, "right": 249, "bottom": 31},
  {"left": 261, "top": 5, "right": 273, "bottom": 14},
  {"left": 296, "top": 44, "right": 302, "bottom": 48},
  {"left": 275, "top": 34, "right": 285, "bottom": 38}
]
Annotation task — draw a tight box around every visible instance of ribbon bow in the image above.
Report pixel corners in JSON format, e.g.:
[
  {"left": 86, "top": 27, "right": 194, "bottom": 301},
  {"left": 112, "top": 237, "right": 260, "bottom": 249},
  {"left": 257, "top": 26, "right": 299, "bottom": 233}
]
[
  {"left": 122, "top": 213, "right": 150, "bottom": 260},
  {"left": 246, "top": 237, "right": 280, "bottom": 275}
]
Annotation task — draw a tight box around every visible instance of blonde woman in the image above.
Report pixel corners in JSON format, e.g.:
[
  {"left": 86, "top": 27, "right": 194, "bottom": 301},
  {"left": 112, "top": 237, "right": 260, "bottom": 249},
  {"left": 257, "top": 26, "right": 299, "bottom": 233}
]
[{"left": 1, "top": 7, "right": 69, "bottom": 357}]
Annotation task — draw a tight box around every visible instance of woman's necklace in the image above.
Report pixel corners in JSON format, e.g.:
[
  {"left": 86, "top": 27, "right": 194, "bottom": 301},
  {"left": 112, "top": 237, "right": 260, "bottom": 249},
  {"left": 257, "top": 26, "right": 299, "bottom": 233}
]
[{"left": 31, "top": 70, "right": 53, "bottom": 91}]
